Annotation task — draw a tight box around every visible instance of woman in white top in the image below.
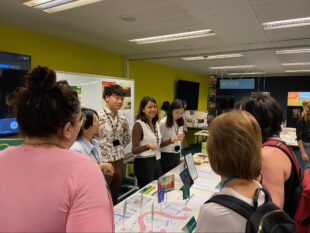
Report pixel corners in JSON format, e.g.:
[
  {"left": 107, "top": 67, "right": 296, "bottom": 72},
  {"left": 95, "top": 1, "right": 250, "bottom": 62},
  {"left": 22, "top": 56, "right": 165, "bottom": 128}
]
[
  {"left": 132, "top": 96, "right": 182, "bottom": 188},
  {"left": 160, "top": 99, "right": 185, "bottom": 174},
  {"left": 71, "top": 108, "right": 114, "bottom": 176},
  {"left": 196, "top": 110, "right": 264, "bottom": 233}
]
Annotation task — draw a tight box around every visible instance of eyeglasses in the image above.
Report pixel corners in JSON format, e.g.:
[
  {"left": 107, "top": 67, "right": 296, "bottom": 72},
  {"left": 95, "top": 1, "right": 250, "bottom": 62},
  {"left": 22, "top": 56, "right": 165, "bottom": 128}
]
[{"left": 79, "top": 114, "right": 86, "bottom": 127}]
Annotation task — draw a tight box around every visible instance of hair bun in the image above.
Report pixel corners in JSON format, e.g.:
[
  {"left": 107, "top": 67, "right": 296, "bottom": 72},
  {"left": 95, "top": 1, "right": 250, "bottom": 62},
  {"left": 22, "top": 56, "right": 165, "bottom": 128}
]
[{"left": 25, "top": 66, "right": 56, "bottom": 92}]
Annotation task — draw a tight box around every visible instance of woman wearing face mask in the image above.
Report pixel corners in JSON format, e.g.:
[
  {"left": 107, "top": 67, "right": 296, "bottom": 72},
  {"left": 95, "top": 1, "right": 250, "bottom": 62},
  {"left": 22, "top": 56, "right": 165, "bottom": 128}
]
[
  {"left": 132, "top": 96, "right": 182, "bottom": 188},
  {"left": 71, "top": 108, "right": 114, "bottom": 176},
  {"left": 159, "top": 99, "right": 185, "bottom": 174}
]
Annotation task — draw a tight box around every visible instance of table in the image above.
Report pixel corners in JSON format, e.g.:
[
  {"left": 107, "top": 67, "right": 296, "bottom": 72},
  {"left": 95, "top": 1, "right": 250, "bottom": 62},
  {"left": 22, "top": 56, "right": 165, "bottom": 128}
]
[{"left": 114, "top": 155, "right": 220, "bottom": 232}]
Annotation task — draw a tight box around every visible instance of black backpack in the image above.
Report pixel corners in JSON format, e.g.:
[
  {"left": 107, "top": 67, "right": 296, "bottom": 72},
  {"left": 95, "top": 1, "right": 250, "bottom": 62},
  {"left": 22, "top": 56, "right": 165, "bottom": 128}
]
[{"left": 205, "top": 188, "right": 296, "bottom": 233}]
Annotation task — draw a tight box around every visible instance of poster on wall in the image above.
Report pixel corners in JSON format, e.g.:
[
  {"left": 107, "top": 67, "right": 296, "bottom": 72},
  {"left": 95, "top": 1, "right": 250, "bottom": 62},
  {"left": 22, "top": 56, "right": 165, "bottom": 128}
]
[{"left": 288, "top": 92, "right": 310, "bottom": 106}]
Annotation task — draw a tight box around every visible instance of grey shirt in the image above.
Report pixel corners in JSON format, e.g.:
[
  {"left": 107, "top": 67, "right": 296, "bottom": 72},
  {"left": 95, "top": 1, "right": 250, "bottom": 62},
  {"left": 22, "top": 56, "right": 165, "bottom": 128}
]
[{"left": 196, "top": 186, "right": 265, "bottom": 233}]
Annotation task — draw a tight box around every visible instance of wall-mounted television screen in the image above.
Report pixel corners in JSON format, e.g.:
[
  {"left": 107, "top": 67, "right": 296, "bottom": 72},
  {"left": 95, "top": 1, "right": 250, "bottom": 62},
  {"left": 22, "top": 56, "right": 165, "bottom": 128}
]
[
  {"left": 176, "top": 80, "right": 200, "bottom": 110},
  {"left": 0, "top": 51, "right": 31, "bottom": 137},
  {"left": 287, "top": 92, "right": 310, "bottom": 106}
]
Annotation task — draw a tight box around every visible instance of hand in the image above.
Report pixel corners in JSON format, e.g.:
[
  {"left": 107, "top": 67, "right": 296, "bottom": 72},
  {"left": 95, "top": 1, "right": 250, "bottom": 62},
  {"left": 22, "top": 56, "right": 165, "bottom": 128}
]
[
  {"left": 301, "top": 151, "right": 309, "bottom": 161},
  {"left": 100, "top": 162, "right": 115, "bottom": 176},
  {"left": 177, "top": 133, "right": 185, "bottom": 140},
  {"left": 170, "top": 133, "right": 184, "bottom": 143},
  {"left": 147, "top": 144, "right": 158, "bottom": 151}
]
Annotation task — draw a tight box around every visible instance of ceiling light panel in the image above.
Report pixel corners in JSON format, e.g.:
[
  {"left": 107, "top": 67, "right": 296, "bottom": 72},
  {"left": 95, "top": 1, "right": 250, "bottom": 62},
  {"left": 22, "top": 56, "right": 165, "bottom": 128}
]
[
  {"left": 285, "top": 70, "right": 310, "bottom": 73},
  {"left": 182, "top": 56, "right": 205, "bottom": 61},
  {"left": 34, "top": 0, "right": 74, "bottom": 10},
  {"left": 44, "top": 0, "right": 102, "bottom": 13},
  {"left": 22, "top": 0, "right": 52, "bottom": 7},
  {"left": 282, "top": 62, "right": 310, "bottom": 66},
  {"left": 262, "top": 16, "right": 310, "bottom": 30},
  {"left": 129, "top": 29, "right": 215, "bottom": 44},
  {"left": 182, "top": 53, "right": 243, "bottom": 61},
  {"left": 209, "top": 65, "right": 255, "bottom": 69},
  {"left": 206, "top": 54, "right": 243, "bottom": 59},
  {"left": 22, "top": 0, "right": 103, "bottom": 13},
  {"left": 276, "top": 48, "right": 310, "bottom": 54},
  {"left": 229, "top": 72, "right": 265, "bottom": 75}
]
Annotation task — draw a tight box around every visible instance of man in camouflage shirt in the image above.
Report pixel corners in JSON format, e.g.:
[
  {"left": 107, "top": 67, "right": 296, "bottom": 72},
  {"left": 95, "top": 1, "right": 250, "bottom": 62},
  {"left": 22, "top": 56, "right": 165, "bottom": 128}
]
[{"left": 98, "top": 85, "right": 131, "bottom": 205}]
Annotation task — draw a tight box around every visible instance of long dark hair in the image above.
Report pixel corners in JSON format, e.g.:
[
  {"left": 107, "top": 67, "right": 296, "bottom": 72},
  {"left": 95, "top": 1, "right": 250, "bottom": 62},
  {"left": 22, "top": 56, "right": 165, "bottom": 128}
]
[
  {"left": 166, "top": 99, "right": 185, "bottom": 127},
  {"left": 136, "top": 96, "right": 158, "bottom": 126}
]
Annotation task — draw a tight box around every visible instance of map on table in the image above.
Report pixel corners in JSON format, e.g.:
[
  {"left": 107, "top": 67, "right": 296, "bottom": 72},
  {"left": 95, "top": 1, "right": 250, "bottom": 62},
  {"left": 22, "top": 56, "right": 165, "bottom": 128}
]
[
  {"left": 115, "top": 202, "right": 192, "bottom": 233},
  {"left": 114, "top": 194, "right": 153, "bottom": 226}
]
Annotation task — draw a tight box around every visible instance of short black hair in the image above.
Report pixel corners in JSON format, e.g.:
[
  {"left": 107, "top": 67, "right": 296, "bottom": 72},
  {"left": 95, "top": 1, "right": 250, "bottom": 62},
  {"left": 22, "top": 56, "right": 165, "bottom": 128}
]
[
  {"left": 77, "top": 108, "right": 99, "bottom": 138},
  {"left": 103, "top": 85, "right": 126, "bottom": 99},
  {"left": 166, "top": 99, "right": 185, "bottom": 127},
  {"left": 240, "top": 95, "right": 283, "bottom": 141},
  {"left": 136, "top": 96, "right": 158, "bottom": 126}
]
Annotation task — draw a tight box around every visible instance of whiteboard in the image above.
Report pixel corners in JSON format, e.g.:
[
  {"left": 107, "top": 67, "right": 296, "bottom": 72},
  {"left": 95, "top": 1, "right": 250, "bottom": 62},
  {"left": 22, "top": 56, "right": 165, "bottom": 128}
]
[{"left": 56, "top": 71, "right": 134, "bottom": 155}]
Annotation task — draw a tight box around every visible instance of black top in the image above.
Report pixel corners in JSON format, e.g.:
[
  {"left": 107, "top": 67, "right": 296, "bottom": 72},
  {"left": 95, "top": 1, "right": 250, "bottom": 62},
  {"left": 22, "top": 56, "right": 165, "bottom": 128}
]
[{"left": 296, "top": 117, "right": 310, "bottom": 142}]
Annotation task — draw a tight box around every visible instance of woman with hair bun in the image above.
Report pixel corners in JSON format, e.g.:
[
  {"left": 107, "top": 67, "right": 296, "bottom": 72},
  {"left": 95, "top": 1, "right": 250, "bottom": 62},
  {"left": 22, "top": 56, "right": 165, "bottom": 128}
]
[{"left": 0, "top": 66, "right": 114, "bottom": 232}]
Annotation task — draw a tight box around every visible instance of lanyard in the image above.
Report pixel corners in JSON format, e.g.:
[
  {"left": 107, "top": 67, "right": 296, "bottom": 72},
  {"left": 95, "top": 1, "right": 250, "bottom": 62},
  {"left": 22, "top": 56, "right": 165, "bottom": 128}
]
[
  {"left": 146, "top": 122, "right": 159, "bottom": 146},
  {"left": 220, "top": 176, "right": 237, "bottom": 190},
  {"left": 91, "top": 149, "right": 100, "bottom": 164},
  {"left": 173, "top": 124, "right": 179, "bottom": 136},
  {"left": 103, "top": 108, "right": 119, "bottom": 139}
]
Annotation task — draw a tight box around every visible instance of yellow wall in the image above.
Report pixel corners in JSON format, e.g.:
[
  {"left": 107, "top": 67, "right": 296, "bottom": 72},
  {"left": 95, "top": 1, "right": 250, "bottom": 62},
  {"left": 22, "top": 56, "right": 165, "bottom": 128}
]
[
  {"left": 1, "top": 23, "right": 208, "bottom": 114},
  {"left": 0, "top": 23, "right": 124, "bottom": 77},
  {"left": 130, "top": 60, "right": 208, "bottom": 113}
]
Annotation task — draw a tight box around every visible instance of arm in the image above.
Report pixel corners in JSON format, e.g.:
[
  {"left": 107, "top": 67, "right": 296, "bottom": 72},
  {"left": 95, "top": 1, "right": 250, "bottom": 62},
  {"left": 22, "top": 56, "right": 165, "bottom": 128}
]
[
  {"left": 132, "top": 122, "right": 154, "bottom": 154},
  {"left": 159, "top": 120, "right": 184, "bottom": 148},
  {"left": 121, "top": 118, "right": 131, "bottom": 147},
  {"left": 298, "top": 140, "right": 309, "bottom": 161},
  {"left": 296, "top": 119, "right": 309, "bottom": 161},
  {"left": 99, "top": 162, "right": 115, "bottom": 176},
  {"left": 66, "top": 161, "right": 114, "bottom": 232},
  {"left": 261, "top": 146, "right": 291, "bottom": 209}
]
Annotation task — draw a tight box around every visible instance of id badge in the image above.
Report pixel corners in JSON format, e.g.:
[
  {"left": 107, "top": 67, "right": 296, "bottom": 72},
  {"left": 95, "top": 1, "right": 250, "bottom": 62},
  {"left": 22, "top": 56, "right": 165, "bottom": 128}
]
[{"left": 112, "top": 139, "right": 120, "bottom": 147}]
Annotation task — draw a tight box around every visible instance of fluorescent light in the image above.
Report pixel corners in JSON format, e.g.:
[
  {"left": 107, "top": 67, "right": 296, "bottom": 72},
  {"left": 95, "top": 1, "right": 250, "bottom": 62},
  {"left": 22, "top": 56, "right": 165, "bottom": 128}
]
[
  {"left": 129, "top": 29, "right": 215, "bottom": 44},
  {"left": 206, "top": 54, "right": 243, "bottom": 59},
  {"left": 23, "top": 0, "right": 52, "bottom": 7},
  {"left": 262, "top": 16, "right": 310, "bottom": 30},
  {"left": 34, "top": 0, "right": 74, "bottom": 10},
  {"left": 182, "top": 56, "right": 206, "bottom": 61},
  {"left": 182, "top": 53, "right": 243, "bottom": 61},
  {"left": 285, "top": 70, "right": 310, "bottom": 73},
  {"left": 22, "top": 0, "right": 103, "bottom": 13},
  {"left": 209, "top": 65, "right": 255, "bottom": 69},
  {"left": 282, "top": 62, "right": 310, "bottom": 66},
  {"left": 44, "top": 0, "right": 102, "bottom": 12},
  {"left": 276, "top": 48, "right": 310, "bottom": 54},
  {"left": 229, "top": 72, "right": 265, "bottom": 75}
]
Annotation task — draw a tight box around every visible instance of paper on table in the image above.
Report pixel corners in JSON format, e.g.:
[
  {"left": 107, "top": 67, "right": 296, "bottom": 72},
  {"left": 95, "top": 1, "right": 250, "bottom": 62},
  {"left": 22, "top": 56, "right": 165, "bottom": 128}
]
[{"left": 192, "top": 177, "right": 220, "bottom": 192}]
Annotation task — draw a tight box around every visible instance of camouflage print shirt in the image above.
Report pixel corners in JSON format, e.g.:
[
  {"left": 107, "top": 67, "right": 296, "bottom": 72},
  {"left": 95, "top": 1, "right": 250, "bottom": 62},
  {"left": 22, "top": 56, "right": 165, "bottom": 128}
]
[{"left": 98, "top": 106, "right": 131, "bottom": 162}]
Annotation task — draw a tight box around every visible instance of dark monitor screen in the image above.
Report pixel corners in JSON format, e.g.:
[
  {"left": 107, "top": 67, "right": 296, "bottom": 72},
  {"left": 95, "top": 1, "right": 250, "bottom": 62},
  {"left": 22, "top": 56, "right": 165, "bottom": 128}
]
[
  {"left": 176, "top": 80, "right": 200, "bottom": 110},
  {"left": 215, "top": 96, "right": 235, "bottom": 110},
  {"left": 0, "top": 52, "right": 30, "bottom": 137},
  {"left": 0, "top": 51, "right": 31, "bottom": 70}
]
